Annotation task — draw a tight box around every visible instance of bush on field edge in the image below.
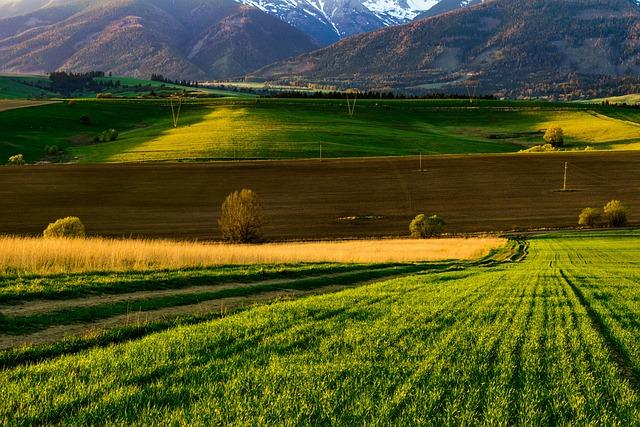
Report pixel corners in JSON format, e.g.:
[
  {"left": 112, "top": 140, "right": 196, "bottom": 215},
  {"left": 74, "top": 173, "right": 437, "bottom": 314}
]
[
  {"left": 578, "top": 200, "right": 629, "bottom": 228},
  {"left": 410, "top": 214, "right": 445, "bottom": 238},
  {"left": 43, "top": 217, "right": 86, "bottom": 238},
  {"left": 7, "top": 154, "right": 25, "bottom": 165}
]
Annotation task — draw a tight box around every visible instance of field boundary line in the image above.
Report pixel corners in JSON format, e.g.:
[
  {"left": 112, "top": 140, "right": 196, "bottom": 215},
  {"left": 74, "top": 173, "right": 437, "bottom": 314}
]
[{"left": 559, "top": 269, "right": 640, "bottom": 392}]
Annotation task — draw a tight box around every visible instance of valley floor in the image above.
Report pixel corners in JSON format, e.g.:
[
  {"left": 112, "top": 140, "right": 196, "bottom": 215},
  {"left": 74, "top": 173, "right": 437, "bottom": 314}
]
[{"left": 1, "top": 231, "right": 640, "bottom": 424}]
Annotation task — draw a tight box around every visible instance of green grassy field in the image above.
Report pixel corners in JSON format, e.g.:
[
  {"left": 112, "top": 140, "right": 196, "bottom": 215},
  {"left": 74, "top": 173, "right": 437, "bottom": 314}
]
[
  {"left": 0, "top": 75, "right": 57, "bottom": 99},
  {"left": 0, "top": 74, "right": 248, "bottom": 100},
  {"left": 584, "top": 94, "right": 640, "bottom": 105},
  {"left": 1, "top": 232, "right": 640, "bottom": 424},
  {"left": 3, "top": 98, "right": 640, "bottom": 163}
]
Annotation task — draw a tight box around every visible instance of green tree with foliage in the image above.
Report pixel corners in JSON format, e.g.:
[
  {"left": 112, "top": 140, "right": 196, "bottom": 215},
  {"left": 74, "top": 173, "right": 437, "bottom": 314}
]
[
  {"left": 219, "top": 189, "right": 264, "bottom": 243},
  {"left": 410, "top": 214, "right": 446, "bottom": 238},
  {"left": 543, "top": 126, "right": 564, "bottom": 147},
  {"left": 603, "top": 200, "right": 629, "bottom": 227},
  {"left": 43, "top": 217, "right": 86, "bottom": 238},
  {"left": 578, "top": 207, "right": 602, "bottom": 227}
]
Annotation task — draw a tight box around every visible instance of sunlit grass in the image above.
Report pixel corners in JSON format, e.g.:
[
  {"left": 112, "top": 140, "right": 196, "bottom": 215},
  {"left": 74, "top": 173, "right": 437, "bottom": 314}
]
[
  {"left": 2, "top": 232, "right": 640, "bottom": 424},
  {"left": 0, "top": 236, "right": 505, "bottom": 275},
  {"left": 539, "top": 111, "right": 640, "bottom": 146}
]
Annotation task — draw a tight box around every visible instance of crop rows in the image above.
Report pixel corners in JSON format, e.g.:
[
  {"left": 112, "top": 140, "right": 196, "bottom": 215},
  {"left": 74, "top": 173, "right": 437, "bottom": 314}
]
[{"left": 2, "top": 232, "right": 640, "bottom": 424}]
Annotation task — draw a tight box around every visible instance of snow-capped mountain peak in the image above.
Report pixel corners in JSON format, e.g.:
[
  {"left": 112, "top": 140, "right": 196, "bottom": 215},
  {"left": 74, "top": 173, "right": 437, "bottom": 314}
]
[{"left": 237, "top": 0, "right": 440, "bottom": 44}]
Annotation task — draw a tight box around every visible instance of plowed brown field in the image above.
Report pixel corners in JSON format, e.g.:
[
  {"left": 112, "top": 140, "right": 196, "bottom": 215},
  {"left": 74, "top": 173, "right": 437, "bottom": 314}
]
[{"left": 1, "top": 152, "right": 638, "bottom": 240}]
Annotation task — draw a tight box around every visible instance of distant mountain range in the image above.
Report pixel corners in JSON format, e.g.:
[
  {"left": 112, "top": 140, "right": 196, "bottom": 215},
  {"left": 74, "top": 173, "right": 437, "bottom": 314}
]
[
  {"left": 2, "top": 0, "right": 640, "bottom": 97},
  {"left": 0, "top": 0, "right": 318, "bottom": 79},
  {"left": 0, "top": 0, "right": 489, "bottom": 81},
  {"left": 255, "top": 0, "right": 640, "bottom": 97}
]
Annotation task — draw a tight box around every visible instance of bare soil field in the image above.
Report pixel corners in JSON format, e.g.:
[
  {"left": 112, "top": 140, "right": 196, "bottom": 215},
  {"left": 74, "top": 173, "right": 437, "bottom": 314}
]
[
  {"left": 0, "top": 99, "right": 58, "bottom": 112},
  {"left": 1, "top": 152, "right": 638, "bottom": 239}
]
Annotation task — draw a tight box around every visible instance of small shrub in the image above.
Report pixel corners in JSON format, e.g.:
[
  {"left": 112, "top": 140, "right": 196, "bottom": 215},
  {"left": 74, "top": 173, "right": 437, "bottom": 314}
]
[
  {"left": 95, "top": 129, "right": 119, "bottom": 143},
  {"left": 7, "top": 154, "right": 25, "bottom": 165},
  {"left": 67, "top": 100, "right": 77, "bottom": 107},
  {"left": 578, "top": 207, "right": 601, "bottom": 227},
  {"left": 79, "top": 115, "right": 92, "bottom": 125},
  {"left": 44, "top": 145, "right": 62, "bottom": 156},
  {"left": 543, "top": 126, "right": 564, "bottom": 147},
  {"left": 43, "top": 217, "right": 86, "bottom": 238},
  {"left": 219, "top": 189, "right": 263, "bottom": 243},
  {"left": 520, "top": 144, "right": 558, "bottom": 153},
  {"left": 96, "top": 93, "right": 113, "bottom": 99},
  {"left": 105, "top": 129, "right": 118, "bottom": 142},
  {"left": 603, "top": 200, "right": 629, "bottom": 227},
  {"left": 410, "top": 214, "right": 446, "bottom": 238}
]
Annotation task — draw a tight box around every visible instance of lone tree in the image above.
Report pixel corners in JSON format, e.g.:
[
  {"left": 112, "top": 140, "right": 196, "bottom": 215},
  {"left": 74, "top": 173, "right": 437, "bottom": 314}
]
[
  {"left": 544, "top": 126, "right": 564, "bottom": 147},
  {"left": 578, "top": 207, "right": 602, "bottom": 227},
  {"left": 603, "top": 200, "right": 629, "bottom": 227},
  {"left": 410, "top": 214, "right": 446, "bottom": 238},
  {"left": 43, "top": 217, "right": 86, "bottom": 238},
  {"left": 219, "top": 189, "right": 263, "bottom": 243}
]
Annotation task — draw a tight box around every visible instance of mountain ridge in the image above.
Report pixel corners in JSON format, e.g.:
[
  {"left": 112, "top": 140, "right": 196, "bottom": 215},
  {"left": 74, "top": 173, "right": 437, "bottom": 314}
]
[
  {"left": 0, "top": 0, "right": 318, "bottom": 79},
  {"left": 253, "top": 0, "right": 640, "bottom": 97}
]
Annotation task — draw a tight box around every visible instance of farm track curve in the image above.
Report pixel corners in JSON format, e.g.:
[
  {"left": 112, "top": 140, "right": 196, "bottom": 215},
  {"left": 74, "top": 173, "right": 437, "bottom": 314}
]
[{"left": 0, "top": 264, "right": 429, "bottom": 349}]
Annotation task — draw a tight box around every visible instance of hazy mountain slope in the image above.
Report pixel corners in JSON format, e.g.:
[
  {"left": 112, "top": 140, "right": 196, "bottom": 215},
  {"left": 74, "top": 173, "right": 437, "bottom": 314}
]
[
  {"left": 189, "top": 8, "right": 318, "bottom": 79},
  {"left": 0, "top": 0, "right": 318, "bottom": 79},
  {"left": 0, "top": 0, "right": 442, "bottom": 46},
  {"left": 415, "top": 0, "right": 481, "bottom": 19},
  {"left": 254, "top": 0, "right": 640, "bottom": 97}
]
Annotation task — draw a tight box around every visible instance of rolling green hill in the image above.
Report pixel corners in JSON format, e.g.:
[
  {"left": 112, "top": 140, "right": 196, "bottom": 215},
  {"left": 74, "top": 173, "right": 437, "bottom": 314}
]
[
  {"left": 0, "top": 73, "right": 250, "bottom": 100},
  {"left": 2, "top": 231, "right": 640, "bottom": 424},
  {"left": 0, "top": 75, "right": 56, "bottom": 99},
  {"left": 2, "top": 98, "right": 640, "bottom": 163}
]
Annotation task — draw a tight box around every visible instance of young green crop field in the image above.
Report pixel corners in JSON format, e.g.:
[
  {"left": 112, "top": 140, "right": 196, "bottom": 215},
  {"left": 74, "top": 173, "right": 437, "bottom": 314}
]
[
  {"left": 1, "top": 231, "right": 640, "bottom": 424},
  {"left": 2, "top": 98, "right": 640, "bottom": 163}
]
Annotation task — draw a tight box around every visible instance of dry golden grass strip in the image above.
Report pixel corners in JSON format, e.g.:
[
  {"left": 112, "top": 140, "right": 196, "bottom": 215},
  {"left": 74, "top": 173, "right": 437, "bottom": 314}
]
[
  {"left": 0, "top": 236, "right": 505, "bottom": 275},
  {"left": 0, "top": 100, "right": 59, "bottom": 112}
]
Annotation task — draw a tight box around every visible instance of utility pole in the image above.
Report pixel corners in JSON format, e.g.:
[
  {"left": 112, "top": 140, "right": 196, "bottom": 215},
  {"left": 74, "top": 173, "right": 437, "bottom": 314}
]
[
  {"left": 419, "top": 152, "right": 422, "bottom": 171},
  {"left": 563, "top": 162, "right": 568, "bottom": 191},
  {"left": 320, "top": 143, "right": 322, "bottom": 162}
]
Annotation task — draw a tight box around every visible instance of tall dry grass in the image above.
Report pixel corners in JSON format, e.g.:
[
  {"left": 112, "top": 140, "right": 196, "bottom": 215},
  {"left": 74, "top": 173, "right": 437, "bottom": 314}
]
[{"left": 0, "top": 236, "right": 506, "bottom": 275}]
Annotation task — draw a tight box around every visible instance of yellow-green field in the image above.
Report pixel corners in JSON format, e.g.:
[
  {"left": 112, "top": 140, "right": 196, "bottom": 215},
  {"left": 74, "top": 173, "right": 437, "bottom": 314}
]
[{"left": 3, "top": 98, "right": 640, "bottom": 163}]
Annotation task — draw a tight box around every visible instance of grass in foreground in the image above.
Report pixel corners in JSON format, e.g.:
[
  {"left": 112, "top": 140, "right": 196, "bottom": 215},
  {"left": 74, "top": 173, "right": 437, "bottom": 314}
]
[
  {"left": 1, "top": 232, "right": 640, "bottom": 424},
  {"left": 0, "top": 236, "right": 504, "bottom": 275}
]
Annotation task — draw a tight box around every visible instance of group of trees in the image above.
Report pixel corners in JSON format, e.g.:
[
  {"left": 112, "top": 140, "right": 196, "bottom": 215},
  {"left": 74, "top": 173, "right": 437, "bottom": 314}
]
[
  {"left": 47, "top": 71, "right": 115, "bottom": 96},
  {"left": 150, "top": 74, "right": 200, "bottom": 88},
  {"left": 579, "top": 200, "right": 629, "bottom": 228},
  {"left": 270, "top": 91, "right": 497, "bottom": 101}
]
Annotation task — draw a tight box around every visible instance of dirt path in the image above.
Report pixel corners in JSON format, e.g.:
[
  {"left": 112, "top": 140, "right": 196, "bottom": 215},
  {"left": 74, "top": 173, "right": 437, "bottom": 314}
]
[
  {"left": 0, "top": 100, "right": 59, "bottom": 112},
  {"left": 0, "top": 266, "right": 406, "bottom": 317},
  {"left": 0, "top": 284, "right": 351, "bottom": 349},
  {"left": 0, "top": 267, "right": 420, "bottom": 349}
]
